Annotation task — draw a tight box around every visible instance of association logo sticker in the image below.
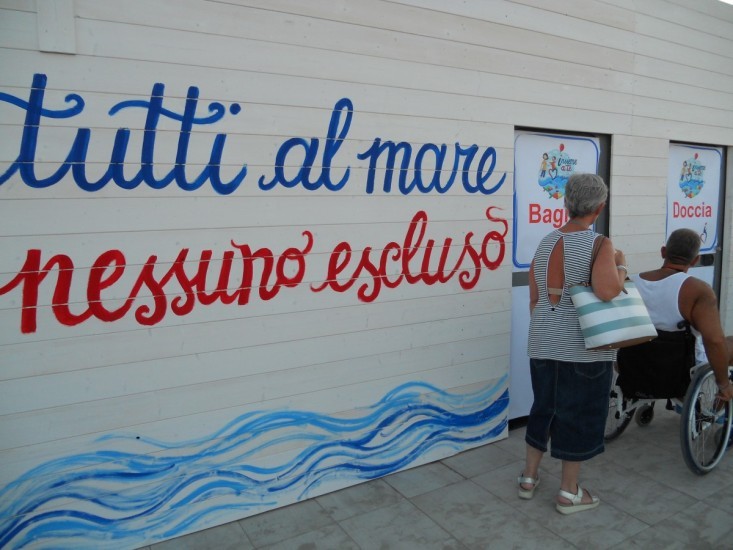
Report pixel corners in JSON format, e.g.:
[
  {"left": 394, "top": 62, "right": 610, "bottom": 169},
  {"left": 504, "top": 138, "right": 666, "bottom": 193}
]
[
  {"left": 538, "top": 143, "right": 578, "bottom": 199},
  {"left": 679, "top": 153, "right": 706, "bottom": 198}
]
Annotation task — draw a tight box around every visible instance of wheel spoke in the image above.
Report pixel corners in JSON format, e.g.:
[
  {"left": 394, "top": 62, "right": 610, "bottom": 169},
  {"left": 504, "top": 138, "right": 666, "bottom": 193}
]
[{"left": 681, "top": 366, "right": 732, "bottom": 474}]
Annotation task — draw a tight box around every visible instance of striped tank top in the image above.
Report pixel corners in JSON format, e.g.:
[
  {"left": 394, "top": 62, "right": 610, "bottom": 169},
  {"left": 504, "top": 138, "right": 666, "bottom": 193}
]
[{"left": 527, "top": 229, "right": 617, "bottom": 362}]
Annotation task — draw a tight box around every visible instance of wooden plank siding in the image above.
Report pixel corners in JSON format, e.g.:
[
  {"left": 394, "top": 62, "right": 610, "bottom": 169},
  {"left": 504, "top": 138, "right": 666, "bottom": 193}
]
[{"left": 0, "top": 1, "right": 731, "bottom": 547}]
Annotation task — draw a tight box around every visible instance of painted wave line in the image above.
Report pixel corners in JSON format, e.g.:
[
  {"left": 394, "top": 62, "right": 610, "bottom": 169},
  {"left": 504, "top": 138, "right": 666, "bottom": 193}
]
[{"left": 0, "top": 378, "right": 508, "bottom": 549}]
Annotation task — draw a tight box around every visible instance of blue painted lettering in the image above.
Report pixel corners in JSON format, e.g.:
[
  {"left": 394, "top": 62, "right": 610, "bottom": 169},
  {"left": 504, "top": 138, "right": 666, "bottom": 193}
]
[
  {"left": 0, "top": 76, "right": 507, "bottom": 196},
  {"left": 358, "top": 140, "right": 505, "bottom": 195},
  {"left": 259, "top": 98, "right": 353, "bottom": 191},
  {"left": 0, "top": 74, "right": 247, "bottom": 194}
]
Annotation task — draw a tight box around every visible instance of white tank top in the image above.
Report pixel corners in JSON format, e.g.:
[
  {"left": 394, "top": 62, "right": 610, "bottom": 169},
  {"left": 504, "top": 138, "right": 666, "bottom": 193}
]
[
  {"left": 630, "top": 272, "right": 689, "bottom": 331},
  {"left": 631, "top": 272, "right": 706, "bottom": 364}
]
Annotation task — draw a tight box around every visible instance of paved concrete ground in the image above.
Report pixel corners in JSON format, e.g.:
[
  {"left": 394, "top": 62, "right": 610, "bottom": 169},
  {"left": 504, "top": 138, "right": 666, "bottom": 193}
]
[{"left": 145, "top": 407, "right": 733, "bottom": 549}]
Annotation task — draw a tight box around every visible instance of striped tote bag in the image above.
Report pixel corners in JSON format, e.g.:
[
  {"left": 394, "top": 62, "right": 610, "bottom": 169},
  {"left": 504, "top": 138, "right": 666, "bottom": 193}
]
[{"left": 569, "top": 281, "right": 657, "bottom": 350}]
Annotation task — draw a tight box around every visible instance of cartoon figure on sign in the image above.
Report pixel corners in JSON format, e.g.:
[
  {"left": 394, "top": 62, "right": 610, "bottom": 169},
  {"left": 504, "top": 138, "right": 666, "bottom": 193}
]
[
  {"left": 701, "top": 222, "right": 708, "bottom": 245},
  {"left": 538, "top": 143, "right": 578, "bottom": 199},
  {"left": 679, "top": 153, "right": 706, "bottom": 198},
  {"left": 540, "top": 153, "right": 549, "bottom": 178}
]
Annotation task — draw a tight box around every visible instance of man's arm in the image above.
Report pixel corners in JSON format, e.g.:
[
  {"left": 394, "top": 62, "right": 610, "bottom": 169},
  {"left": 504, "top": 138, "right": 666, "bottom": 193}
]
[{"left": 681, "top": 278, "right": 733, "bottom": 398}]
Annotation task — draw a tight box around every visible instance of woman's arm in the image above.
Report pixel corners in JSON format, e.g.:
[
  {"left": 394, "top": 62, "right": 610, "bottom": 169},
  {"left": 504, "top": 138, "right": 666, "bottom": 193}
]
[{"left": 591, "top": 238, "right": 626, "bottom": 301}]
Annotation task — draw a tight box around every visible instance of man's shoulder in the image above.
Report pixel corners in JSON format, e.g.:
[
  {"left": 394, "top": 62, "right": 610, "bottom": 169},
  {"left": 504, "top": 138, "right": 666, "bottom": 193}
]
[
  {"left": 679, "top": 274, "right": 717, "bottom": 305},
  {"left": 681, "top": 274, "right": 714, "bottom": 293}
]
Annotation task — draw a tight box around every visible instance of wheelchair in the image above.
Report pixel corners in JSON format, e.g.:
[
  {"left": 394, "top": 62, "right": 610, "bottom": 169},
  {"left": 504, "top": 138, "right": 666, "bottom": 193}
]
[{"left": 604, "top": 326, "right": 733, "bottom": 475}]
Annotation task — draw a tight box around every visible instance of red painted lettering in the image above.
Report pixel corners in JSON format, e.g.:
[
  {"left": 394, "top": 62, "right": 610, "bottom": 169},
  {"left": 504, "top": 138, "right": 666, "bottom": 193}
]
[
  {"left": 0, "top": 232, "right": 314, "bottom": 333},
  {"left": 528, "top": 203, "right": 568, "bottom": 228},
  {"left": 673, "top": 201, "right": 712, "bottom": 218},
  {"left": 312, "top": 208, "right": 507, "bottom": 302},
  {"left": 87, "top": 249, "right": 130, "bottom": 322},
  {"left": 0, "top": 209, "right": 508, "bottom": 334},
  {"left": 529, "top": 203, "right": 540, "bottom": 223}
]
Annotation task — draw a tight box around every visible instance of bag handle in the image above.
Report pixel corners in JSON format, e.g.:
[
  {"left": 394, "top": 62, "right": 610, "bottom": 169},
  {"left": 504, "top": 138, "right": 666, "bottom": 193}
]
[
  {"left": 588, "top": 235, "right": 605, "bottom": 285},
  {"left": 589, "top": 235, "right": 628, "bottom": 294}
]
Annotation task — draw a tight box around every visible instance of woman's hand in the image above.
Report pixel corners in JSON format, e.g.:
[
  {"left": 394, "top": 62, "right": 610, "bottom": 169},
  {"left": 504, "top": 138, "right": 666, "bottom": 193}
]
[
  {"left": 614, "top": 248, "right": 626, "bottom": 268},
  {"left": 614, "top": 248, "right": 628, "bottom": 279}
]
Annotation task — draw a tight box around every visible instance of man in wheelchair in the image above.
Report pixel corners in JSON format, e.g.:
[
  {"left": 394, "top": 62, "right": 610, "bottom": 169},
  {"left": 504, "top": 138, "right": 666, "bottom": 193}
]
[{"left": 616, "top": 228, "right": 733, "bottom": 439}]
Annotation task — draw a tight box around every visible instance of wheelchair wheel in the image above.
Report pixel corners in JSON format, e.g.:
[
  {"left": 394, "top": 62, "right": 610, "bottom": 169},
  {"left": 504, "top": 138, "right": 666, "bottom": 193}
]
[
  {"left": 680, "top": 365, "right": 733, "bottom": 475},
  {"left": 605, "top": 380, "right": 632, "bottom": 441},
  {"left": 634, "top": 403, "right": 655, "bottom": 426}
]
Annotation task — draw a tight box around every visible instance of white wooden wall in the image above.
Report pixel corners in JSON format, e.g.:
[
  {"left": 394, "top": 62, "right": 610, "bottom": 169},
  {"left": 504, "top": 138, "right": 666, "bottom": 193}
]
[{"left": 0, "top": 1, "right": 731, "bottom": 548}]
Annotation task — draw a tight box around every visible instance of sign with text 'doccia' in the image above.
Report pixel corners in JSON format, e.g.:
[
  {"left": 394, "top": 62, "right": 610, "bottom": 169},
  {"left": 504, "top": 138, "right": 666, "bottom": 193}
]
[{"left": 667, "top": 144, "right": 722, "bottom": 254}]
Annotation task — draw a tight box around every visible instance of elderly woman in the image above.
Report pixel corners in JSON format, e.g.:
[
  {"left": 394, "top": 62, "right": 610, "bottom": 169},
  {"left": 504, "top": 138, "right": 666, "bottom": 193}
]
[{"left": 518, "top": 173, "right": 627, "bottom": 514}]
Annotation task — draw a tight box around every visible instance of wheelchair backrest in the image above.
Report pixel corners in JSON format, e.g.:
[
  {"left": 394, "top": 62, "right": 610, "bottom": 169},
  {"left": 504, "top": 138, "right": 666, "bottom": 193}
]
[{"left": 616, "top": 326, "right": 696, "bottom": 399}]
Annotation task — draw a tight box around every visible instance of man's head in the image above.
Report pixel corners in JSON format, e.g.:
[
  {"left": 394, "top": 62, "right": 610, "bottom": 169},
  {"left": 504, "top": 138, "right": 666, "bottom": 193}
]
[{"left": 664, "top": 228, "right": 701, "bottom": 266}]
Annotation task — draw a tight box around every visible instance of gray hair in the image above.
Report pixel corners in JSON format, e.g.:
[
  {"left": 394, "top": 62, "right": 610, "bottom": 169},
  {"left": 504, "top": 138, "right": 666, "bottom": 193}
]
[
  {"left": 564, "top": 173, "right": 608, "bottom": 218},
  {"left": 666, "top": 228, "right": 701, "bottom": 265}
]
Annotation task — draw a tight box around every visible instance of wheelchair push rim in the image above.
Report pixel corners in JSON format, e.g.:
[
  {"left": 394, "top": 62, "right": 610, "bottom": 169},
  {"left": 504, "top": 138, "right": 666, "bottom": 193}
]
[{"left": 679, "top": 365, "right": 733, "bottom": 475}]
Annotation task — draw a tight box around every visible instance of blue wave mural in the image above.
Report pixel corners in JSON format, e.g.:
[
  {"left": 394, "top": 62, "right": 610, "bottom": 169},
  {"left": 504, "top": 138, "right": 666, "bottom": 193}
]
[{"left": 0, "top": 379, "right": 508, "bottom": 549}]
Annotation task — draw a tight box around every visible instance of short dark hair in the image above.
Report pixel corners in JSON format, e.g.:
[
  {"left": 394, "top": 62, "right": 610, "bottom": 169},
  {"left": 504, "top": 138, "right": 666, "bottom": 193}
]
[{"left": 666, "top": 228, "right": 701, "bottom": 265}]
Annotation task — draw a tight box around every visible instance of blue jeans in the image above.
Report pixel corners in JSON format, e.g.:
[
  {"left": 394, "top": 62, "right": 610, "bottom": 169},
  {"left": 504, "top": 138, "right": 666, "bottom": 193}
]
[{"left": 525, "top": 358, "right": 613, "bottom": 461}]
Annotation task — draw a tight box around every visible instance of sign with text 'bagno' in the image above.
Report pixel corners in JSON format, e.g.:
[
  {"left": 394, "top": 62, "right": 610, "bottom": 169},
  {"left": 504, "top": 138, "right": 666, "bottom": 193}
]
[{"left": 513, "top": 132, "right": 600, "bottom": 269}]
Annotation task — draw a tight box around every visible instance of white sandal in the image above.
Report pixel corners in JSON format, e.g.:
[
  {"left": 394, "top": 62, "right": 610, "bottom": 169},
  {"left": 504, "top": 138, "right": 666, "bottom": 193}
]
[
  {"left": 517, "top": 473, "right": 540, "bottom": 499},
  {"left": 556, "top": 486, "right": 600, "bottom": 514}
]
